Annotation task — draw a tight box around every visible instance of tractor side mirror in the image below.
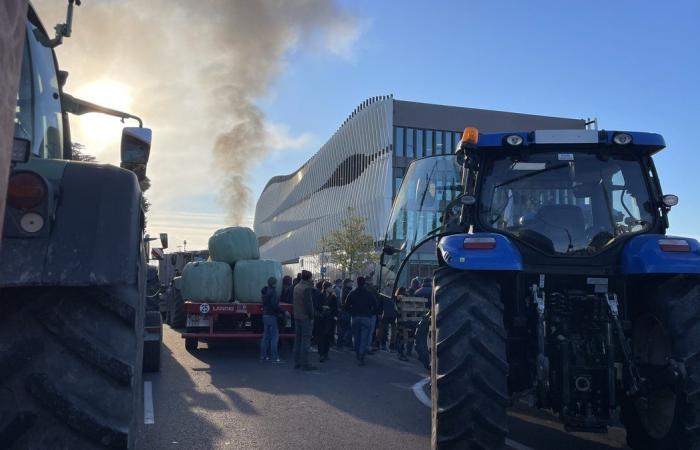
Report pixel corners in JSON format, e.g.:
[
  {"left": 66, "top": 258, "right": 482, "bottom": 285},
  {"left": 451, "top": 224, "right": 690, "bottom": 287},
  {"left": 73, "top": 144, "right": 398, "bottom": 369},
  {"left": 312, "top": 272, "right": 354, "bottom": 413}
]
[
  {"left": 662, "top": 194, "right": 678, "bottom": 209},
  {"left": 121, "top": 127, "right": 151, "bottom": 165},
  {"left": 12, "top": 138, "right": 31, "bottom": 164},
  {"left": 121, "top": 127, "right": 151, "bottom": 181},
  {"left": 160, "top": 233, "right": 169, "bottom": 249}
]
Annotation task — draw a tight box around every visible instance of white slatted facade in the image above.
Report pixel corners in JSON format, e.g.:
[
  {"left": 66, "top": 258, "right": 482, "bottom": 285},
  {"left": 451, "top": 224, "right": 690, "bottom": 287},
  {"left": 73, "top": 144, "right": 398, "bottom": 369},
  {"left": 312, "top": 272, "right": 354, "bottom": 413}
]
[{"left": 254, "top": 96, "right": 394, "bottom": 263}]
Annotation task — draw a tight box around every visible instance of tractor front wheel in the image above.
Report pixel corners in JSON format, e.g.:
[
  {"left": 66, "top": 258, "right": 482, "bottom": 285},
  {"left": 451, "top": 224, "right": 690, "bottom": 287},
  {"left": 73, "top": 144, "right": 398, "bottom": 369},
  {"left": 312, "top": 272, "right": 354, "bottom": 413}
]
[{"left": 431, "top": 268, "right": 508, "bottom": 449}]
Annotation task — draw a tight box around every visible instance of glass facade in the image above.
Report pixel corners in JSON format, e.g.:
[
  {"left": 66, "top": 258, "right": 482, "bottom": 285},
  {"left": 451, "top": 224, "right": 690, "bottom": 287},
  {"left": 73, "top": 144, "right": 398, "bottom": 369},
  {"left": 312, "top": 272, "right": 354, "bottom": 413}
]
[{"left": 392, "top": 126, "right": 462, "bottom": 205}]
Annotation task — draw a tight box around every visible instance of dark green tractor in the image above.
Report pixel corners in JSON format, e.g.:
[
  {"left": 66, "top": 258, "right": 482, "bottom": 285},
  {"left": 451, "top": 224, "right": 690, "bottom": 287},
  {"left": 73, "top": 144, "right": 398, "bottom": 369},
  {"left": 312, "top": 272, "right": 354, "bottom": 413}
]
[{"left": 1, "top": 2, "right": 152, "bottom": 448}]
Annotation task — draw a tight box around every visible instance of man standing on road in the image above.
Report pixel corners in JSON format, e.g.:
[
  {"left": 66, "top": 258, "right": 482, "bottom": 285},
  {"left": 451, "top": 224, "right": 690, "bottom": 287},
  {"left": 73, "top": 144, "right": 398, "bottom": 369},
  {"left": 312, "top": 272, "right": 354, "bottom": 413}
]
[
  {"left": 293, "top": 270, "right": 317, "bottom": 370},
  {"left": 260, "top": 277, "right": 282, "bottom": 363},
  {"left": 345, "top": 276, "right": 374, "bottom": 366}
]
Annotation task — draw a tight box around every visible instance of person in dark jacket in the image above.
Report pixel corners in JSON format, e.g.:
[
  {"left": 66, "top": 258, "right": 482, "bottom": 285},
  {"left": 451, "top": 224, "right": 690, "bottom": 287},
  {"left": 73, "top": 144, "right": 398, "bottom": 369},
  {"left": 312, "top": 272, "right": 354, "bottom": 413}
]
[
  {"left": 414, "top": 278, "right": 432, "bottom": 300},
  {"left": 408, "top": 277, "right": 421, "bottom": 296},
  {"left": 379, "top": 290, "right": 399, "bottom": 351},
  {"left": 317, "top": 281, "right": 339, "bottom": 362},
  {"left": 336, "top": 278, "right": 354, "bottom": 349},
  {"left": 280, "top": 275, "right": 294, "bottom": 304},
  {"left": 260, "top": 277, "right": 282, "bottom": 362},
  {"left": 345, "top": 277, "right": 374, "bottom": 365},
  {"left": 293, "top": 270, "right": 316, "bottom": 370},
  {"left": 312, "top": 280, "right": 325, "bottom": 346}
]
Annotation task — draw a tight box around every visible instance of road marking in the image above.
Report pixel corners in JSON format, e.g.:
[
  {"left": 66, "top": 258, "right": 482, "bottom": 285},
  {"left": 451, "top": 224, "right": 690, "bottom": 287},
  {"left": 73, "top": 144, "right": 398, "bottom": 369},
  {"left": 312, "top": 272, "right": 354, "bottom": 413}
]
[
  {"left": 411, "top": 377, "right": 431, "bottom": 407},
  {"left": 411, "top": 377, "right": 534, "bottom": 450},
  {"left": 144, "top": 381, "right": 155, "bottom": 424}
]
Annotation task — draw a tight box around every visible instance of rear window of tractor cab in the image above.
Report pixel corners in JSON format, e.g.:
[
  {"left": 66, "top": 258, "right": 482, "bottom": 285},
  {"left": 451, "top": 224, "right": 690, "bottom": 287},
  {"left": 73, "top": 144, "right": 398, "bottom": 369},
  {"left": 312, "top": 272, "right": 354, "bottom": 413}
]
[{"left": 477, "top": 151, "right": 655, "bottom": 256}]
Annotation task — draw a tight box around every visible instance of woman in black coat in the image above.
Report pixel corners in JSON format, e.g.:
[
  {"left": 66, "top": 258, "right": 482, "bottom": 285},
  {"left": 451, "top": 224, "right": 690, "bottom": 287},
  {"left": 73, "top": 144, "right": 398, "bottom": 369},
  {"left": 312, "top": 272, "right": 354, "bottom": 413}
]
[{"left": 317, "top": 281, "right": 339, "bottom": 362}]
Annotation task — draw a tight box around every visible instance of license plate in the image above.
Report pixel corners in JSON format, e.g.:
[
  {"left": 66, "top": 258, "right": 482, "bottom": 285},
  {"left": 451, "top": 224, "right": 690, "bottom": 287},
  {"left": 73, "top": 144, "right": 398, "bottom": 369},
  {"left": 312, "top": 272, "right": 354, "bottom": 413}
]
[
  {"left": 186, "top": 314, "right": 209, "bottom": 327},
  {"left": 244, "top": 321, "right": 252, "bottom": 327}
]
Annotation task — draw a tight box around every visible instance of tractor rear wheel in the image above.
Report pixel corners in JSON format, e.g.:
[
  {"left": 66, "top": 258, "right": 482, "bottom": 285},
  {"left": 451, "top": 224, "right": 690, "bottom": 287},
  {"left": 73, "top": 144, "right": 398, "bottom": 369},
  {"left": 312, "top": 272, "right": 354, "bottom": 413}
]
[
  {"left": 168, "top": 288, "right": 186, "bottom": 328},
  {"left": 0, "top": 284, "right": 144, "bottom": 449},
  {"left": 622, "top": 275, "right": 700, "bottom": 450},
  {"left": 431, "top": 268, "right": 508, "bottom": 449}
]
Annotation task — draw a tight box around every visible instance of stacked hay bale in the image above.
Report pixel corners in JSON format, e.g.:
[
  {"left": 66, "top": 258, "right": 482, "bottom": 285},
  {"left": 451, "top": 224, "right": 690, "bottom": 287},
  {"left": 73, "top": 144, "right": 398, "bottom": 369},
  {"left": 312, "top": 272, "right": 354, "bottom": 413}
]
[{"left": 179, "top": 227, "right": 282, "bottom": 303}]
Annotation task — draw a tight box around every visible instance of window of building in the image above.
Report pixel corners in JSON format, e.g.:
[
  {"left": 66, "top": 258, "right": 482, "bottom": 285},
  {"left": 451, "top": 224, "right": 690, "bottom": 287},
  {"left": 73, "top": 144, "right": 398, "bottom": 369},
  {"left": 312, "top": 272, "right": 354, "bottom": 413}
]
[
  {"left": 435, "top": 131, "right": 443, "bottom": 155},
  {"left": 416, "top": 129, "right": 423, "bottom": 159},
  {"left": 393, "top": 167, "right": 405, "bottom": 197},
  {"left": 425, "top": 130, "right": 433, "bottom": 156},
  {"left": 394, "top": 127, "right": 405, "bottom": 157},
  {"left": 406, "top": 128, "right": 415, "bottom": 158},
  {"left": 444, "top": 132, "right": 453, "bottom": 155}
]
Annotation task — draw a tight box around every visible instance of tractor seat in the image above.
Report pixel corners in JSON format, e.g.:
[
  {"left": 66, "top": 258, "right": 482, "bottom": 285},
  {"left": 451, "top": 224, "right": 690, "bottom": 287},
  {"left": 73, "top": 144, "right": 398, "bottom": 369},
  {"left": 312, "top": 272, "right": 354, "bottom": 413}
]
[{"left": 533, "top": 205, "right": 586, "bottom": 252}]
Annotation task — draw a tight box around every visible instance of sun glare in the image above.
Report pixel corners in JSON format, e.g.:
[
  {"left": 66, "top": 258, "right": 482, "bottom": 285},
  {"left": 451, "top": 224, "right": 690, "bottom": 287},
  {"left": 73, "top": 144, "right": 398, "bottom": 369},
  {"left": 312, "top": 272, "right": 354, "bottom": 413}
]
[{"left": 73, "top": 80, "right": 134, "bottom": 162}]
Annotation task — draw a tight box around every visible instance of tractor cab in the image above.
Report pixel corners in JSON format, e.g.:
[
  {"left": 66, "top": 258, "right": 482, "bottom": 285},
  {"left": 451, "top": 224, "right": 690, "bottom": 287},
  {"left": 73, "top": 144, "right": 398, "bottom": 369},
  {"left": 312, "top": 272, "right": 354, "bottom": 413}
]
[{"left": 468, "top": 130, "right": 673, "bottom": 259}]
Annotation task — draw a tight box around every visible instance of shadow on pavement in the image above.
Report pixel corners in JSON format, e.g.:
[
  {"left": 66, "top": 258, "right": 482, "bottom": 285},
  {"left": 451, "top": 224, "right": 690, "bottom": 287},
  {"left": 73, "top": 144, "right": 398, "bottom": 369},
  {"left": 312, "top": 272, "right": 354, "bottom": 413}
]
[
  {"left": 508, "top": 404, "right": 629, "bottom": 450},
  {"left": 185, "top": 334, "right": 429, "bottom": 437},
  {"left": 136, "top": 330, "right": 230, "bottom": 450}
]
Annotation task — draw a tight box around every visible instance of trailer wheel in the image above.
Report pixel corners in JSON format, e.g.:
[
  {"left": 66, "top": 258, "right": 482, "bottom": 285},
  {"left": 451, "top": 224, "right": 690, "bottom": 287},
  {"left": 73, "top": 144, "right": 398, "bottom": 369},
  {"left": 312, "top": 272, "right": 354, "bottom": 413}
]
[
  {"left": 143, "top": 311, "right": 162, "bottom": 373},
  {"left": 622, "top": 275, "right": 700, "bottom": 450},
  {"left": 167, "top": 288, "right": 186, "bottom": 328},
  {"left": 0, "top": 281, "right": 145, "bottom": 449},
  {"left": 431, "top": 268, "right": 508, "bottom": 450},
  {"left": 185, "top": 338, "right": 198, "bottom": 352}
]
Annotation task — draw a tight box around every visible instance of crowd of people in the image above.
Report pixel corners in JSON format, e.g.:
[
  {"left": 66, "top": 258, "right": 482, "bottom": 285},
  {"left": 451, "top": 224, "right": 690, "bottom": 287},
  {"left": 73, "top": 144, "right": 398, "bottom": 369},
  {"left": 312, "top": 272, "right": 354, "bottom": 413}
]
[{"left": 259, "top": 270, "right": 432, "bottom": 370}]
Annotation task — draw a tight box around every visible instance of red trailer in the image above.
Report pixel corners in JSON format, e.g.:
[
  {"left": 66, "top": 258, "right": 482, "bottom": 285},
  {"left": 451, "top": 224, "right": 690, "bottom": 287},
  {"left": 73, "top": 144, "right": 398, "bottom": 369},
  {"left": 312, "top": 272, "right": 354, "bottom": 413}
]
[{"left": 181, "top": 301, "right": 294, "bottom": 350}]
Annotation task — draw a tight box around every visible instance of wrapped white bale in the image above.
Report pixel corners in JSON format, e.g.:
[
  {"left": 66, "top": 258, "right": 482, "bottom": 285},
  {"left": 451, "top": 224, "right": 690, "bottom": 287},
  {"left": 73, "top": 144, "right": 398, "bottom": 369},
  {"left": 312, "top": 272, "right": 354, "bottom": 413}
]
[
  {"left": 208, "top": 227, "right": 259, "bottom": 264},
  {"left": 181, "top": 261, "right": 233, "bottom": 302},
  {"left": 233, "top": 260, "right": 282, "bottom": 303}
]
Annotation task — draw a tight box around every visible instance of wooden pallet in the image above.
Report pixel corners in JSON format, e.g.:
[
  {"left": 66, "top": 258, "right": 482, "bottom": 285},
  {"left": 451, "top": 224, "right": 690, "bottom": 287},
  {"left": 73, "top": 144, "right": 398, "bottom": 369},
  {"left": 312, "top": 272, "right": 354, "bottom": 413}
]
[{"left": 396, "top": 296, "right": 429, "bottom": 324}]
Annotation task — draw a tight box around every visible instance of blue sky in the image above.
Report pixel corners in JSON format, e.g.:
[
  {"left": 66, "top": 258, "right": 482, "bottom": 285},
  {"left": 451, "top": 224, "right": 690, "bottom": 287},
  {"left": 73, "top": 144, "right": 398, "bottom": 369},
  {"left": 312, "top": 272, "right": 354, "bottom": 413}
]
[{"left": 245, "top": 0, "right": 700, "bottom": 245}]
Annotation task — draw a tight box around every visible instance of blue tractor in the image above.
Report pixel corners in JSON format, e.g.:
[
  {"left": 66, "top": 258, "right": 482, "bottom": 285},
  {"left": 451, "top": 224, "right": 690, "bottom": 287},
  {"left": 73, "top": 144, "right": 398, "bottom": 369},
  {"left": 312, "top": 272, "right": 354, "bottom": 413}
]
[{"left": 380, "top": 127, "right": 700, "bottom": 449}]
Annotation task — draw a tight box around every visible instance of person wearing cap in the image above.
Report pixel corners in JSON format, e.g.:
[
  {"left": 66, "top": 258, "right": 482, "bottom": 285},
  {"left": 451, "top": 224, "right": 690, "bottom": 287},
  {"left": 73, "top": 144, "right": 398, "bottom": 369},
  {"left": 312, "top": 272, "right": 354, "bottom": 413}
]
[
  {"left": 293, "top": 270, "right": 317, "bottom": 370},
  {"left": 344, "top": 276, "right": 374, "bottom": 366},
  {"left": 260, "top": 277, "right": 282, "bottom": 363}
]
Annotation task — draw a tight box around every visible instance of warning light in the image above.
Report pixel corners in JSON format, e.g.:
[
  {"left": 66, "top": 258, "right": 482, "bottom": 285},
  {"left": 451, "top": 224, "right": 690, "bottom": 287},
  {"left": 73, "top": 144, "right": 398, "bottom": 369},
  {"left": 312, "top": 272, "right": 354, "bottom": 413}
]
[{"left": 461, "top": 127, "right": 479, "bottom": 146}]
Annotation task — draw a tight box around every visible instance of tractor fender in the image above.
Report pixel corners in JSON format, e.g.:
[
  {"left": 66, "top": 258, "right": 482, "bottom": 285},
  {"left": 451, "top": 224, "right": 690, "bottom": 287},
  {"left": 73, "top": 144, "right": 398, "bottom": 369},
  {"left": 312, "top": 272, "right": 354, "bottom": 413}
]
[
  {"left": 0, "top": 162, "right": 143, "bottom": 286},
  {"left": 622, "top": 234, "right": 700, "bottom": 274},
  {"left": 438, "top": 233, "right": 523, "bottom": 271}
]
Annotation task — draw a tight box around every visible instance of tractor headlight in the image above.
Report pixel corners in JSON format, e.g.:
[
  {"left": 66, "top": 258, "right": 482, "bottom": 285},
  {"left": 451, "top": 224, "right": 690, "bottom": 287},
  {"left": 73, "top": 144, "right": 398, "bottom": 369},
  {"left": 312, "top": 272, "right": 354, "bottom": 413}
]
[
  {"left": 613, "top": 133, "right": 633, "bottom": 145},
  {"left": 505, "top": 134, "right": 524, "bottom": 146}
]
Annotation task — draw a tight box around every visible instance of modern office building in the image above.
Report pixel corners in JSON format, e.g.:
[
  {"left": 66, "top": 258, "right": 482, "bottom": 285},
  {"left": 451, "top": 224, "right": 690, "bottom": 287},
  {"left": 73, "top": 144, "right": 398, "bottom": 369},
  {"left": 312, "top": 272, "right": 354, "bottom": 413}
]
[{"left": 254, "top": 96, "right": 585, "bottom": 275}]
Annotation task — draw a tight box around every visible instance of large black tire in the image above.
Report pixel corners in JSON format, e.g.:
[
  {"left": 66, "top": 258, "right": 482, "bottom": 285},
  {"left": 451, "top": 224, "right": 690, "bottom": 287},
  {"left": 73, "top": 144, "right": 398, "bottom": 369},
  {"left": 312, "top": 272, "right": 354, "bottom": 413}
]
[
  {"left": 622, "top": 275, "right": 700, "bottom": 450},
  {"left": 167, "top": 288, "right": 186, "bottom": 328},
  {"left": 431, "top": 268, "right": 508, "bottom": 450},
  {"left": 0, "top": 283, "right": 145, "bottom": 449},
  {"left": 143, "top": 311, "right": 162, "bottom": 373}
]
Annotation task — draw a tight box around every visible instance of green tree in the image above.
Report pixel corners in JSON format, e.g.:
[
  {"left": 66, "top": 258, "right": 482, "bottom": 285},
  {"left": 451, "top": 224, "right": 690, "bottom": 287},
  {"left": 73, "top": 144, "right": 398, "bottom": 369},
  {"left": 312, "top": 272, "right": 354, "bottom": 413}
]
[
  {"left": 319, "top": 209, "right": 378, "bottom": 278},
  {"left": 71, "top": 142, "right": 96, "bottom": 162}
]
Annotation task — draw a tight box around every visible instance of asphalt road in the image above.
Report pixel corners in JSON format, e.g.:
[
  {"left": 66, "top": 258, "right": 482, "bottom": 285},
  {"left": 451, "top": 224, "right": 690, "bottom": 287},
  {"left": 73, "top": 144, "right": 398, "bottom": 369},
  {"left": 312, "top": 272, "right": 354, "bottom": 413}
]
[{"left": 137, "top": 326, "right": 630, "bottom": 450}]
